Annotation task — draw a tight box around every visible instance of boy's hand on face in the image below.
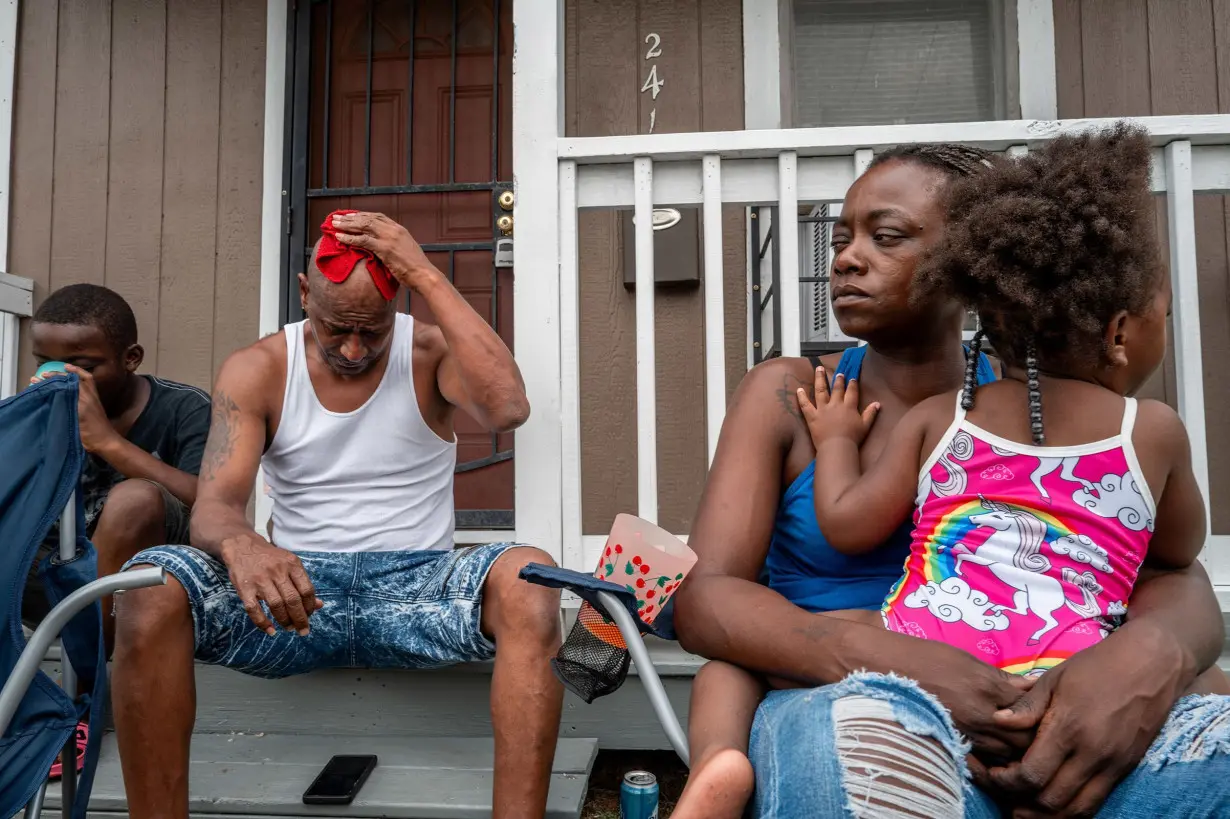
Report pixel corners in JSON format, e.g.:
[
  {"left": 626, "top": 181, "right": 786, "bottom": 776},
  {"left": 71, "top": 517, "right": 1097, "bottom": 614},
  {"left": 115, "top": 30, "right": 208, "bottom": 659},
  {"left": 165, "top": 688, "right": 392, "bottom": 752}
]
[{"left": 62, "top": 364, "right": 121, "bottom": 454}]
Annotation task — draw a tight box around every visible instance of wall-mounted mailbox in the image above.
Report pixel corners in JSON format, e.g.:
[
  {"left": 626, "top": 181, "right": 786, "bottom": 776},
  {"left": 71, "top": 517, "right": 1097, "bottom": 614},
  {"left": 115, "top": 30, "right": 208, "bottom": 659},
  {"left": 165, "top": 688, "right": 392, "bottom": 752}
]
[{"left": 621, "top": 207, "right": 702, "bottom": 289}]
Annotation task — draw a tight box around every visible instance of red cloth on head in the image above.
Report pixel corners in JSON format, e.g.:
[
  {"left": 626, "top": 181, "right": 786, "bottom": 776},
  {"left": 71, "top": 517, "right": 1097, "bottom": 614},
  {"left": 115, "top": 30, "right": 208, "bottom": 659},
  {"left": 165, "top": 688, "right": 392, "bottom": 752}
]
[{"left": 316, "top": 209, "right": 399, "bottom": 300}]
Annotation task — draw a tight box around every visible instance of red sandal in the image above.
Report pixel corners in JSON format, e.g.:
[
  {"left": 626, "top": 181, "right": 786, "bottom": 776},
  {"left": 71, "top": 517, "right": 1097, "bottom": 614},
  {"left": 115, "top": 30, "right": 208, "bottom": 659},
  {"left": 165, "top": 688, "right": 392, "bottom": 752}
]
[{"left": 47, "top": 721, "right": 88, "bottom": 780}]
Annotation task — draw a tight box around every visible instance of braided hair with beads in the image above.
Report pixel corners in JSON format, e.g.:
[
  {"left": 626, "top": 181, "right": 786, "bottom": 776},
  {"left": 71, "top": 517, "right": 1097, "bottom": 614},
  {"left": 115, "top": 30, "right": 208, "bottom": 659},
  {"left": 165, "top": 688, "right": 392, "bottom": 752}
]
[
  {"left": 866, "top": 143, "right": 996, "bottom": 181},
  {"left": 916, "top": 122, "right": 1162, "bottom": 448}
]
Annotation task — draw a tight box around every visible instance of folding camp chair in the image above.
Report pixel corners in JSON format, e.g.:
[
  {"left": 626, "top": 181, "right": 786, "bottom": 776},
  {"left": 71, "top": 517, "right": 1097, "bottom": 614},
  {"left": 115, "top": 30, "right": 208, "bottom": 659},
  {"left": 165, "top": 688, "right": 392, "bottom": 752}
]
[
  {"left": 519, "top": 563, "right": 690, "bottom": 767},
  {"left": 0, "top": 374, "right": 166, "bottom": 818}
]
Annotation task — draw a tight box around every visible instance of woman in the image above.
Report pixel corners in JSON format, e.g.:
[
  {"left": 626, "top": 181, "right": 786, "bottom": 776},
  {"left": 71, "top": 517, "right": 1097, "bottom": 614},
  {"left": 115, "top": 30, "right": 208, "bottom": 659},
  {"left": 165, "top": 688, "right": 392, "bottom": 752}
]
[{"left": 672, "top": 143, "right": 1230, "bottom": 817}]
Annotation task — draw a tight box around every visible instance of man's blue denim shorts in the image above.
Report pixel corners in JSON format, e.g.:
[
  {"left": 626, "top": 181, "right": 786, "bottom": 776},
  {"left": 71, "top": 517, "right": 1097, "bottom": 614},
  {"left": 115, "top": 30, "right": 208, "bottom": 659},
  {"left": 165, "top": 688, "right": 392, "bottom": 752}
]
[{"left": 121, "top": 542, "right": 520, "bottom": 679}]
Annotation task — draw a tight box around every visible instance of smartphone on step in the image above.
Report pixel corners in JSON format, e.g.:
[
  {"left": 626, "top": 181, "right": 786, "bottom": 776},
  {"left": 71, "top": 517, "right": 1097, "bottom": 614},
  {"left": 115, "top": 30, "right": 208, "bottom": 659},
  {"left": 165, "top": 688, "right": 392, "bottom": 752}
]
[{"left": 302, "top": 754, "right": 378, "bottom": 805}]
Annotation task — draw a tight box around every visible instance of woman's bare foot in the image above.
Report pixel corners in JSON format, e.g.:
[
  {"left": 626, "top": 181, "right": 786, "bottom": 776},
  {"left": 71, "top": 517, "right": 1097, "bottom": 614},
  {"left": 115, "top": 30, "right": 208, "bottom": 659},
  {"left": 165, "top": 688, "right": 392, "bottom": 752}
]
[{"left": 672, "top": 748, "right": 756, "bottom": 819}]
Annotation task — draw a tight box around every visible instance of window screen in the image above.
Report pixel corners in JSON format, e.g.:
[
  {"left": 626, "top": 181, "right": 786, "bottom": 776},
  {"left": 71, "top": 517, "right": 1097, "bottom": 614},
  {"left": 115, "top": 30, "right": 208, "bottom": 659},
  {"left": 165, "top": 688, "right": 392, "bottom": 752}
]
[{"left": 792, "top": 0, "right": 1000, "bottom": 127}]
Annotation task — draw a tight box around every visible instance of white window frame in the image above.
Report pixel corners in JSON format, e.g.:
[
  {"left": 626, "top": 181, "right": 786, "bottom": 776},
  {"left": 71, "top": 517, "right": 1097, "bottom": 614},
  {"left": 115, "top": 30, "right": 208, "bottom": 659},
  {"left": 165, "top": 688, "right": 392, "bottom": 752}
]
[{"left": 743, "top": 0, "right": 1058, "bottom": 129}]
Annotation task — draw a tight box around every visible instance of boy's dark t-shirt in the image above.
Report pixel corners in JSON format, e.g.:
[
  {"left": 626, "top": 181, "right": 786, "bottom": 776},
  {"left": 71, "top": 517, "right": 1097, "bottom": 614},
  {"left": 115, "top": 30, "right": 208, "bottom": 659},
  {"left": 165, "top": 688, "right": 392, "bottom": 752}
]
[
  {"left": 23, "top": 375, "right": 211, "bottom": 625},
  {"left": 79, "top": 375, "right": 212, "bottom": 529}
]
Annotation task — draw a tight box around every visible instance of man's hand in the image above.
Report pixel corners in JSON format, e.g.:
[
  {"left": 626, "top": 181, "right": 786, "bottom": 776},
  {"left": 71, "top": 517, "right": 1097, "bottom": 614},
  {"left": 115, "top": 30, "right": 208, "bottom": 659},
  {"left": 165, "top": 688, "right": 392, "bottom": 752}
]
[
  {"left": 796, "top": 367, "right": 880, "bottom": 449},
  {"left": 330, "top": 211, "right": 436, "bottom": 291},
  {"left": 986, "top": 623, "right": 1183, "bottom": 817},
  {"left": 220, "top": 532, "right": 322, "bottom": 637}
]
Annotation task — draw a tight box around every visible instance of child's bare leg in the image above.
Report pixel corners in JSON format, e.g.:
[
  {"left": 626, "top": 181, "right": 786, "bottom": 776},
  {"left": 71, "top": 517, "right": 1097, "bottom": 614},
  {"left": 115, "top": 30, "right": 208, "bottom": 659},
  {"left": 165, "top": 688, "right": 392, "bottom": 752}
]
[{"left": 673, "top": 660, "right": 763, "bottom": 819}]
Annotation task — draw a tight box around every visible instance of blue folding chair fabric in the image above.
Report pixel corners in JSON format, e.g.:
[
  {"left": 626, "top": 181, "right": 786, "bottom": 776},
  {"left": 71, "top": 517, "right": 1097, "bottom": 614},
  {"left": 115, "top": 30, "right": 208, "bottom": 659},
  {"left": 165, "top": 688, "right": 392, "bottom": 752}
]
[
  {"left": 518, "top": 562, "right": 677, "bottom": 641},
  {"left": 0, "top": 375, "right": 107, "bottom": 819}
]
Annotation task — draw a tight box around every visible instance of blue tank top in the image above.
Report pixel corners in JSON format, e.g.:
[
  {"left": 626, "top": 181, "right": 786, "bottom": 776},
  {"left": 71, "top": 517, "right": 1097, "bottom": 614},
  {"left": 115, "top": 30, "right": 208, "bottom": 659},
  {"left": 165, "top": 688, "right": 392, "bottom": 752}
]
[{"left": 764, "top": 345, "right": 997, "bottom": 613}]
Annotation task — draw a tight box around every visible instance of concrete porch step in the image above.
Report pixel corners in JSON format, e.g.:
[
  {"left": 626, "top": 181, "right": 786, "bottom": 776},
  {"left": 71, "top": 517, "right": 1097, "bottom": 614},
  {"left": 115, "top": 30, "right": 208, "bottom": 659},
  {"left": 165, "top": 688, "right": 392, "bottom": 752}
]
[
  {"left": 39, "top": 636, "right": 700, "bottom": 751},
  {"left": 43, "top": 733, "right": 598, "bottom": 819}
]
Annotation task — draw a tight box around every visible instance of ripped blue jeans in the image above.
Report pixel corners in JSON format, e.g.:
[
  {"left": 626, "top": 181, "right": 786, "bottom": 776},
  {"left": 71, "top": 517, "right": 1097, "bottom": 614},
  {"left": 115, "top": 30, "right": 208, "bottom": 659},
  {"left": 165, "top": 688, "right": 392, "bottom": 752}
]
[{"left": 749, "top": 672, "right": 1230, "bottom": 818}]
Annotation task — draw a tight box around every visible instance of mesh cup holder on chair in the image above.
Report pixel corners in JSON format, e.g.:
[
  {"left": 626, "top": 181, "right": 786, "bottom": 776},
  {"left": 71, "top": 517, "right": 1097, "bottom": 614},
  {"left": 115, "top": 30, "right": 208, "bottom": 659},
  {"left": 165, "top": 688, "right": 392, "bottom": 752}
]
[{"left": 551, "top": 601, "right": 631, "bottom": 703}]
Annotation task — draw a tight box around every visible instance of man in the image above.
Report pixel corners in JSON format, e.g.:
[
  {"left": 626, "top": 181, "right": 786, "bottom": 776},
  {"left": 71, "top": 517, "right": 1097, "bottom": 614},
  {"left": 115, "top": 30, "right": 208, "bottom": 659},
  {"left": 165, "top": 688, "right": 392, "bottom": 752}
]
[
  {"left": 111, "top": 212, "right": 563, "bottom": 819},
  {"left": 24, "top": 283, "right": 210, "bottom": 654}
]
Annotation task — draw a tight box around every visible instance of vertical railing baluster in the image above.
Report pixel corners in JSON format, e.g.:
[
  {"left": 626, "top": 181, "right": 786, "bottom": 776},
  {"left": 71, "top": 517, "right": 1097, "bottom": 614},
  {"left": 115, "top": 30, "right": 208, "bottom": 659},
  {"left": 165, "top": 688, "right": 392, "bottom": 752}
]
[
  {"left": 778, "top": 151, "right": 801, "bottom": 357},
  {"left": 559, "top": 160, "right": 583, "bottom": 569},
  {"left": 634, "top": 157, "right": 659, "bottom": 524},
  {"left": 1164, "top": 140, "right": 1212, "bottom": 556},
  {"left": 702, "top": 155, "right": 726, "bottom": 464}
]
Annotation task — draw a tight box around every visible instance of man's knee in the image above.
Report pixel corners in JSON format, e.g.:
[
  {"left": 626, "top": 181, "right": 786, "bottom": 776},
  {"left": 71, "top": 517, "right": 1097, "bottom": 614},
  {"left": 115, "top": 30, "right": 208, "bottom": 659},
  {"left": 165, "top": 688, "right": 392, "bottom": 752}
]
[
  {"left": 114, "top": 569, "right": 192, "bottom": 650},
  {"left": 483, "top": 546, "right": 560, "bottom": 639},
  {"left": 832, "top": 695, "right": 964, "bottom": 819},
  {"left": 97, "top": 479, "right": 167, "bottom": 539}
]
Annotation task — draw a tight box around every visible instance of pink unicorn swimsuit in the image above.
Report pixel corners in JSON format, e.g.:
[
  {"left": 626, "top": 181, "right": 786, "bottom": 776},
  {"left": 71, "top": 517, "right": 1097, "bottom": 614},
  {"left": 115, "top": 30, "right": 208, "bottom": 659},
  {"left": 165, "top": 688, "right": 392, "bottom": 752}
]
[{"left": 881, "top": 396, "right": 1155, "bottom": 676}]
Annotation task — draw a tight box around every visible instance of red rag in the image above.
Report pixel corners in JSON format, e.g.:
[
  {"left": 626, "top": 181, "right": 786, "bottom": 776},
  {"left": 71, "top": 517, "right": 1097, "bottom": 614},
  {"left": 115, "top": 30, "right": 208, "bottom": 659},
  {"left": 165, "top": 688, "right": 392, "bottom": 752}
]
[{"left": 316, "top": 209, "right": 399, "bottom": 300}]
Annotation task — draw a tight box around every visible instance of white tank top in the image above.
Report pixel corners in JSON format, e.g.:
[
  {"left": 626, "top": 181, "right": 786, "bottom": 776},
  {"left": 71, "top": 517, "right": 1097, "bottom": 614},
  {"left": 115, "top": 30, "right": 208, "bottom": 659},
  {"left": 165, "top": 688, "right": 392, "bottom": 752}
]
[{"left": 262, "top": 314, "right": 457, "bottom": 552}]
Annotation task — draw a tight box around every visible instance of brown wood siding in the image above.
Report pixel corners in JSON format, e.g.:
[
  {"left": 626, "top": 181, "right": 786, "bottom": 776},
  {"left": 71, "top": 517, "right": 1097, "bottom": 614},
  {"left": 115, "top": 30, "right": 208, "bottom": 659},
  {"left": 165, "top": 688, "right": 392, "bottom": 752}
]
[
  {"left": 10, "top": 0, "right": 266, "bottom": 390},
  {"left": 566, "top": 0, "right": 747, "bottom": 536},
  {"left": 1053, "top": 0, "right": 1230, "bottom": 534}
]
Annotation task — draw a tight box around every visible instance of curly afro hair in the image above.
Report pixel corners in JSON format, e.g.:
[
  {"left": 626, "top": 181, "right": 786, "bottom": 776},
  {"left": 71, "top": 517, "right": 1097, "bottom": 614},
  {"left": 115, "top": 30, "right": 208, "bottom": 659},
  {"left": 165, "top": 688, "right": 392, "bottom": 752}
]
[{"left": 916, "top": 121, "right": 1163, "bottom": 371}]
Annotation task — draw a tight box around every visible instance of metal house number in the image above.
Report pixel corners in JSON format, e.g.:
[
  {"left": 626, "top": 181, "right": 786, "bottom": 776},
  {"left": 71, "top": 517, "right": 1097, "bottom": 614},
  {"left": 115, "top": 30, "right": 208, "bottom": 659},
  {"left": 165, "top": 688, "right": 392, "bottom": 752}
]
[{"left": 642, "top": 33, "right": 663, "bottom": 133}]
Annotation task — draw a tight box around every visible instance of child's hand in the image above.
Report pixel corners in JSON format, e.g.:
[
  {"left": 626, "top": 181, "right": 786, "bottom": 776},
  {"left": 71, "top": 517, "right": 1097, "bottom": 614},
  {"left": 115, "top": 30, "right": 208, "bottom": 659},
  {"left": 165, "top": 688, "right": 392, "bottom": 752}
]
[{"left": 796, "top": 366, "right": 880, "bottom": 448}]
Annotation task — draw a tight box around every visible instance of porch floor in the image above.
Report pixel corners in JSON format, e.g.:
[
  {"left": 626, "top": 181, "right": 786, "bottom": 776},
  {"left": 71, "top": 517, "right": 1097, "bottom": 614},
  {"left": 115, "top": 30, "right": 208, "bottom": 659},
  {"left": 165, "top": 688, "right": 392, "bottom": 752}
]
[{"left": 43, "top": 733, "right": 597, "bottom": 819}]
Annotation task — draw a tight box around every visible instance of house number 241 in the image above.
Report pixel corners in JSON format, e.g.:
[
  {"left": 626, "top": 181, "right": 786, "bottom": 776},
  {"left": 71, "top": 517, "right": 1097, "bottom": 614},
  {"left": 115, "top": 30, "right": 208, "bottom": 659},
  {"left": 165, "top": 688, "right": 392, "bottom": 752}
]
[{"left": 642, "top": 33, "right": 663, "bottom": 133}]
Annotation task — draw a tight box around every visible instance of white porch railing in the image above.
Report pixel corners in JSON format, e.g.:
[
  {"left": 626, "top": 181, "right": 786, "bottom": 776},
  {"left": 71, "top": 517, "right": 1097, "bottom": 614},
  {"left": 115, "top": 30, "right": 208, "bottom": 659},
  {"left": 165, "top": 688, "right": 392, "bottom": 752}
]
[
  {"left": 0, "top": 272, "right": 32, "bottom": 399},
  {"left": 553, "top": 115, "right": 1230, "bottom": 588}
]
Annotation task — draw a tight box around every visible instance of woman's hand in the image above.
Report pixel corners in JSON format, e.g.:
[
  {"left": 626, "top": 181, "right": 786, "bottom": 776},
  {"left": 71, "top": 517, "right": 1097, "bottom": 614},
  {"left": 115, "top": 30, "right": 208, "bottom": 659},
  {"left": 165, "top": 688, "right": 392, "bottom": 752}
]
[
  {"left": 796, "top": 366, "right": 879, "bottom": 449},
  {"left": 900, "top": 639, "right": 1038, "bottom": 763},
  {"left": 986, "top": 621, "right": 1186, "bottom": 816}
]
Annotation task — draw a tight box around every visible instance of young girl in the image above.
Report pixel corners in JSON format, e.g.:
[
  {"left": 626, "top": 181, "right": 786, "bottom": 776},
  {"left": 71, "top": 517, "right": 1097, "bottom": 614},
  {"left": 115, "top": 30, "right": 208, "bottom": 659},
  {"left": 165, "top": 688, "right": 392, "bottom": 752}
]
[{"left": 673, "top": 122, "right": 1209, "bottom": 817}]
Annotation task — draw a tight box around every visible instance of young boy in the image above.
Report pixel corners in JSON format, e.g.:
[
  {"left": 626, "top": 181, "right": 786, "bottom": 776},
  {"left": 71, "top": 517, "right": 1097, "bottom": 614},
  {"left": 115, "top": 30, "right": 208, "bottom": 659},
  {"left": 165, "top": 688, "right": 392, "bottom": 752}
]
[{"left": 22, "top": 283, "right": 210, "bottom": 655}]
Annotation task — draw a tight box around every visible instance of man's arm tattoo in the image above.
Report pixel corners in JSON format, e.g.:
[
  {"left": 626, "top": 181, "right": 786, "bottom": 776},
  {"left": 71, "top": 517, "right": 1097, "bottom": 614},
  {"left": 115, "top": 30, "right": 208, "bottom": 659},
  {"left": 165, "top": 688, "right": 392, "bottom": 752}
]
[
  {"left": 775, "top": 372, "right": 812, "bottom": 422},
  {"left": 200, "top": 392, "right": 240, "bottom": 482}
]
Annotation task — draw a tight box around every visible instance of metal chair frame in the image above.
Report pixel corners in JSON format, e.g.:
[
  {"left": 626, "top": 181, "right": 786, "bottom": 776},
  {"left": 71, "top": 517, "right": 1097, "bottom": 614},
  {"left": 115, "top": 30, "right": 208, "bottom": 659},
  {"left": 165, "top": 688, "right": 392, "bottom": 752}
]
[{"left": 0, "top": 491, "right": 165, "bottom": 818}]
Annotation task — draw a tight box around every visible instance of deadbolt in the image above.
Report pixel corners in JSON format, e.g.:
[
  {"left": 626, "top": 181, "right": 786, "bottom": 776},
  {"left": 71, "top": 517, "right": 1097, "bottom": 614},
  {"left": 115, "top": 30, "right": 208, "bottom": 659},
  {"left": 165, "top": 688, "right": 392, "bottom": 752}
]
[
  {"left": 498, "top": 190, "right": 515, "bottom": 211},
  {"left": 497, "top": 214, "right": 514, "bottom": 235}
]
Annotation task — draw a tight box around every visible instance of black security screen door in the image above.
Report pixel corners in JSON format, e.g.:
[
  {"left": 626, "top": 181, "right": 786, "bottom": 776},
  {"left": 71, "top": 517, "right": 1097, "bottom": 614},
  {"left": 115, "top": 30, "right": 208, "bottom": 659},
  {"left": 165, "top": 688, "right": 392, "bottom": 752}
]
[{"left": 285, "top": 0, "right": 515, "bottom": 529}]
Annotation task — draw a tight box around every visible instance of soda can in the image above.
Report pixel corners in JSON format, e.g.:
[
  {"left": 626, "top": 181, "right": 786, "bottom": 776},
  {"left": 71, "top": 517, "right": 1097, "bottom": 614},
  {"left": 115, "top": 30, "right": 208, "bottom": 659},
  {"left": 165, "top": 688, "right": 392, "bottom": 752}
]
[{"left": 620, "top": 770, "right": 659, "bottom": 819}]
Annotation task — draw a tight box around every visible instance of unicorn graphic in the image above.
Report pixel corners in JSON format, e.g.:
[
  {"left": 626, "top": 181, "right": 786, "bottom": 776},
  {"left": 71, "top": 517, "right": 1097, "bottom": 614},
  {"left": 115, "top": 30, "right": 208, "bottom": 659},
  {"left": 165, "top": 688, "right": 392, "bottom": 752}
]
[{"left": 952, "top": 496, "right": 1107, "bottom": 644}]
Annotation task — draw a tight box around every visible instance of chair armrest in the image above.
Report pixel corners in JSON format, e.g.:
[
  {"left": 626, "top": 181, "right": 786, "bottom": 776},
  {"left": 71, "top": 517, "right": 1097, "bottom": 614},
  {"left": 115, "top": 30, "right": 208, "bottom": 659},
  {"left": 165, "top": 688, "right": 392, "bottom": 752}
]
[
  {"left": 517, "top": 563, "right": 677, "bottom": 640},
  {"left": 0, "top": 567, "right": 166, "bottom": 737}
]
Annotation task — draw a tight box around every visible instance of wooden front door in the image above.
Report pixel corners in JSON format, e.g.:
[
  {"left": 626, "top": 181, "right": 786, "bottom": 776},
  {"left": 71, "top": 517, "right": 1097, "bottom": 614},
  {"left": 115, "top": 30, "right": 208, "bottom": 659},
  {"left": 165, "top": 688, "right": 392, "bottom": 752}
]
[{"left": 287, "top": 0, "right": 514, "bottom": 530}]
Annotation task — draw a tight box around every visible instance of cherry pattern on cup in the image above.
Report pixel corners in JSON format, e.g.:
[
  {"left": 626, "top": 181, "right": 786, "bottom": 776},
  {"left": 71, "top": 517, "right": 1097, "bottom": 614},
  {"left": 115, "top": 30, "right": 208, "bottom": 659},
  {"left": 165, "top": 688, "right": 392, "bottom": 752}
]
[{"left": 596, "top": 539, "right": 686, "bottom": 625}]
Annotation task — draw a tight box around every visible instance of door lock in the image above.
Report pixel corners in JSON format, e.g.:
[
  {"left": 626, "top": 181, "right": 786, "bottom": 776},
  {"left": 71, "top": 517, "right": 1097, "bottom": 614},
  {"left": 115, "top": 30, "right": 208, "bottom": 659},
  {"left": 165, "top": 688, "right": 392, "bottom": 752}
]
[
  {"left": 498, "top": 190, "right": 515, "bottom": 211},
  {"left": 496, "top": 215, "right": 514, "bottom": 235}
]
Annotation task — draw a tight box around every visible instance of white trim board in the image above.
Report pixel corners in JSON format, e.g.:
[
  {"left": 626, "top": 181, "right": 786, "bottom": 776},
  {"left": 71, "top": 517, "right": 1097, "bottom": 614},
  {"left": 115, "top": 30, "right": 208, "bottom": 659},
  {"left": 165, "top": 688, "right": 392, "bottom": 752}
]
[
  {"left": 569, "top": 144, "right": 1230, "bottom": 211},
  {"left": 512, "top": 0, "right": 565, "bottom": 563},
  {"left": 560, "top": 116, "right": 1230, "bottom": 163},
  {"left": 0, "top": 310, "right": 18, "bottom": 399},
  {"left": 0, "top": 270, "right": 31, "bottom": 316},
  {"left": 743, "top": 0, "right": 783, "bottom": 130},
  {"left": 0, "top": 0, "right": 17, "bottom": 274},
  {"left": 254, "top": 0, "right": 290, "bottom": 534},
  {"left": 1016, "top": 0, "right": 1057, "bottom": 119}
]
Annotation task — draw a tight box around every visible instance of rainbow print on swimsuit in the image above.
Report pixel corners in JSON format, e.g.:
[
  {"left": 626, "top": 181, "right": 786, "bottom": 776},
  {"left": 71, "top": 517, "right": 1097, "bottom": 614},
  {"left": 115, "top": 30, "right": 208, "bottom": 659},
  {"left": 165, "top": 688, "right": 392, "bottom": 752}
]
[{"left": 881, "top": 408, "right": 1154, "bottom": 676}]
